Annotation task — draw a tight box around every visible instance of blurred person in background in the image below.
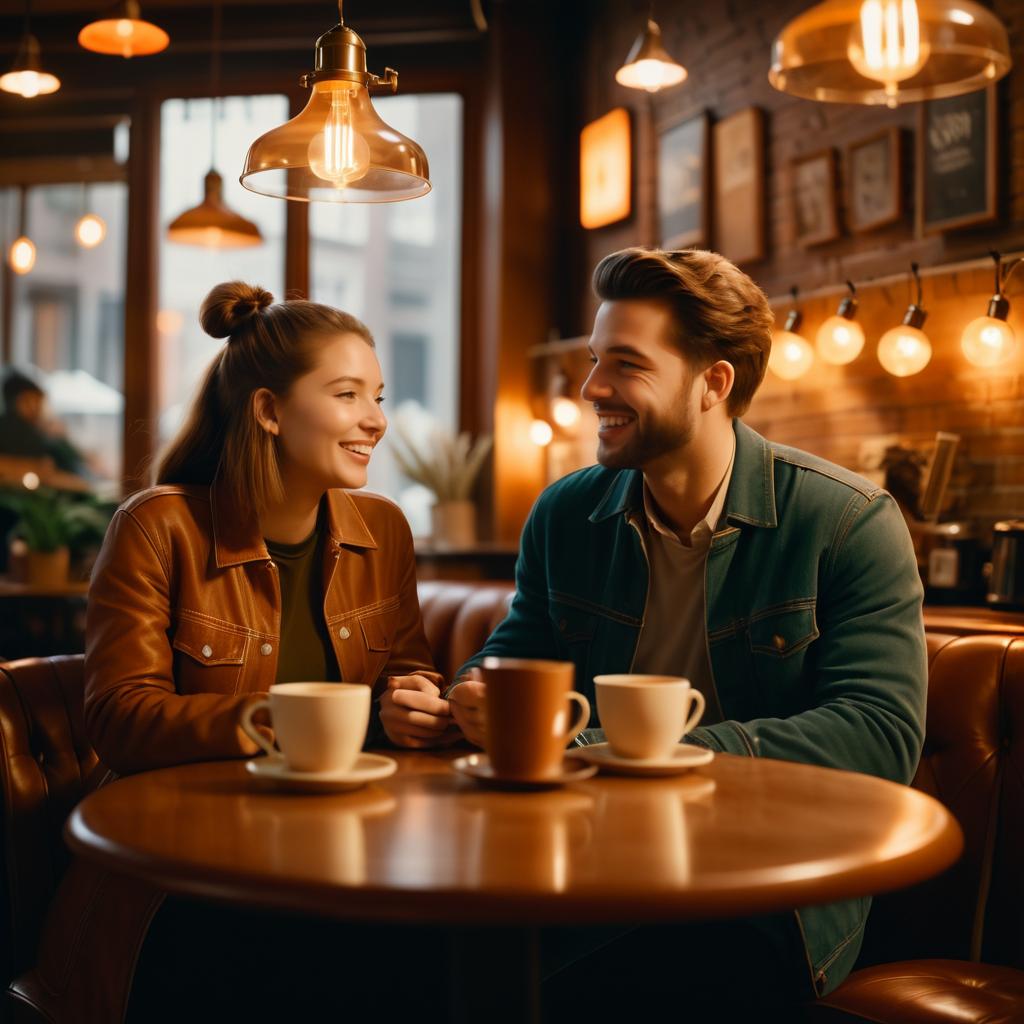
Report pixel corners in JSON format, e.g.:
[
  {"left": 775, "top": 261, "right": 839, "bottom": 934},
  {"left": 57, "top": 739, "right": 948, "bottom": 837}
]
[{"left": 0, "top": 370, "right": 88, "bottom": 477}]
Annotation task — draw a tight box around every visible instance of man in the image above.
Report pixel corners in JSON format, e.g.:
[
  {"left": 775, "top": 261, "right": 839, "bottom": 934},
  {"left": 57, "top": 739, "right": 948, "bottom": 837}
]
[
  {"left": 448, "top": 248, "right": 927, "bottom": 1015},
  {"left": 0, "top": 370, "right": 86, "bottom": 475}
]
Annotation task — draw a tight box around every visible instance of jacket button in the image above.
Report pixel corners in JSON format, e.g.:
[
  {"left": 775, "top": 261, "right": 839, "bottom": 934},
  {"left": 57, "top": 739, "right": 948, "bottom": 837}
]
[
  {"left": 201, "top": 644, "right": 213, "bottom": 658},
  {"left": 266, "top": 560, "right": 275, "bottom": 570},
  {"left": 772, "top": 634, "right": 786, "bottom": 651},
  {"left": 260, "top": 643, "right": 273, "bottom": 656},
  {"left": 338, "top": 626, "right": 351, "bottom": 640}
]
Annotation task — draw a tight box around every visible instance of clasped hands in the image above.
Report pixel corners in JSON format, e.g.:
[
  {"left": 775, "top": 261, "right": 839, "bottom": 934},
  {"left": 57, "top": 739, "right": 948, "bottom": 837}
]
[{"left": 379, "top": 669, "right": 486, "bottom": 749}]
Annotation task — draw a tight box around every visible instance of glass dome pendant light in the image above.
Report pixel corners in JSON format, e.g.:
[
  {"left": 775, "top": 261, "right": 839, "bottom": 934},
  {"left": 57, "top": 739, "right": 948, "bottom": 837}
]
[
  {"left": 960, "top": 251, "right": 1020, "bottom": 369},
  {"left": 75, "top": 184, "right": 107, "bottom": 249},
  {"left": 769, "top": 0, "right": 1011, "bottom": 107},
  {"left": 78, "top": 0, "right": 169, "bottom": 59},
  {"left": 816, "top": 280, "right": 866, "bottom": 365},
  {"left": 877, "top": 263, "right": 932, "bottom": 377},
  {"left": 240, "top": 0, "right": 431, "bottom": 204},
  {"left": 167, "top": 2, "right": 262, "bottom": 249},
  {"left": 768, "top": 287, "right": 815, "bottom": 381},
  {"left": 1, "top": 1, "right": 61, "bottom": 98},
  {"left": 614, "top": 2, "right": 688, "bottom": 93}
]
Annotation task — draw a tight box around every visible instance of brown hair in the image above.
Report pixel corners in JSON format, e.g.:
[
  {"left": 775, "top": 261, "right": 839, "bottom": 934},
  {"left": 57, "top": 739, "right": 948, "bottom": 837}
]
[
  {"left": 156, "top": 282, "right": 374, "bottom": 512},
  {"left": 592, "top": 248, "right": 773, "bottom": 415}
]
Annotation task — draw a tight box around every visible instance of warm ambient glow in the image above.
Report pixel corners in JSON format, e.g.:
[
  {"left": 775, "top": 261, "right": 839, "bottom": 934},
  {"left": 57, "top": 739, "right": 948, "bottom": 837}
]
[
  {"left": 877, "top": 326, "right": 932, "bottom": 376},
  {"left": 78, "top": 4, "right": 170, "bottom": 58},
  {"left": 0, "top": 68, "right": 60, "bottom": 98},
  {"left": 579, "top": 108, "right": 631, "bottom": 229},
  {"left": 816, "top": 316, "right": 866, "bottom": 365},
  {"left": 551, "top": 397, "right": 582, "bottom": 429},
  {"left": 848, "top": 0, "right": 929, "bottom": 106},
  {"left": 615, "top": 19, "right": 688, "bottom": 93},
  {"left": 74, "top": 213, "right": 107, "bottom": 248},
  {"left": 307, "top": 81, "right": 371, "bottom": 186},
  {"left": 8, "top": 236, "right": 36, "bottom": 274},
  {"left": 21, "top": 471, "right": 40, "bottom": 491},
  {"left": 961, "top": 316, "right": 1015, "bottom": 368},
  {"left": 529, "top": 420, "right": 554, "bottom": 447},
  {"left": 769, "top": 330, "right": 815, "bottom": 380}
]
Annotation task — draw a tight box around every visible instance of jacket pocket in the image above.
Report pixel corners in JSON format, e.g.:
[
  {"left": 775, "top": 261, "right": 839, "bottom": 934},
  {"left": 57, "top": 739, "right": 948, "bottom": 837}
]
[
  {"left": 746, "top": 601, "right": 819, "bottom": 705},
  {"left": 171, "top": 617, "right": 247, "bottom": 695},
  {"left": 359, "top": 607, "right": 397, "bottom": 652}
]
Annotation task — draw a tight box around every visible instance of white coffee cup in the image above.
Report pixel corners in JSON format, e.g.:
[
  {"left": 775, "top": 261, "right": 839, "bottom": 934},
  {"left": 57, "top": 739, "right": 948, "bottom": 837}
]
[
  {"left": 239, "top": 682, "right": 371, "bottom": 773},
  {"left": 594, "top": 674, "right": 705, "bottom": 760}
]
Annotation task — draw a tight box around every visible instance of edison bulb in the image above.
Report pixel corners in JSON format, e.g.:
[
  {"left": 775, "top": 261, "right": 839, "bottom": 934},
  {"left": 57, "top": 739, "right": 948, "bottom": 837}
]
[
  {"left": 529, "top": 419, "right": 554, "bottom": 447},
  {"left": 551, "top": 397, "right": 581, "bottom": 428},
  {"left": 768, "top": 330, "right": 814, "bottom": 380},
  {"left": 75, "top": 213, "right": 107, "bottom": 248},
  {"left": 307, "top": 83, "right": 371, "bottom": 188},
  {"left": 8, "top": 236, "right": 36, "bottom": 274},
  {"left": 877, "top": 325, "right": 932, "bottom": 376},
  {"left": 816, "top": 316, "right": 866, "bottom": 365},
  {"left": 961, "top": 316, "right": 1015, "bottom": 368},
  {"left": 848, "top": 0, "right": 930, "bottom": 105}
]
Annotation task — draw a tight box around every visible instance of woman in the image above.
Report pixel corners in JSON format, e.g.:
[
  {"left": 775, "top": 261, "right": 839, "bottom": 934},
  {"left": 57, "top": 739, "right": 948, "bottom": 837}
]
[{"left": 85, "top": 282, "right": 454, "bottom": 774}]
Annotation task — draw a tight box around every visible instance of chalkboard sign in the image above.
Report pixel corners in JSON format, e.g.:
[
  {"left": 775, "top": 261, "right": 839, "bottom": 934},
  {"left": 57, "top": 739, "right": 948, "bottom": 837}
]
[{"left": 918, "top": 86, "right": 997, "bottom": 234}]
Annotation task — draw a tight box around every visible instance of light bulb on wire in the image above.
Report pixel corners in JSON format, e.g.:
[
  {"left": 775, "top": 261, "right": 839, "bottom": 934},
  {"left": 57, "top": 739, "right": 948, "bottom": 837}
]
[
  {"left": 878, "top": 262, "right": 932, "bottom": 377},
  {"left": 769, "top": 287, "right": 814, "bottom": 380},
  {"left": 74, "top": 185, "right": 106, "bottom": 248},
  {"left": 960, "top": 250, "right": 1018, "bottom": 368},
  {"left": 847, "top": 0, "right": 930, "bottom": 107},
  {"left": 8, "top": 236, "right": 35, "bottom": 274},
  {"left": 816, "top": 280, "right": 866, "bottom": 365}
]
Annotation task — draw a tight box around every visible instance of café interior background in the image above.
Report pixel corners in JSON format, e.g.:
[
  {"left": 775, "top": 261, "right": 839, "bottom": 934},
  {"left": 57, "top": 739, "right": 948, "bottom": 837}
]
[{"left": 0, "top": 0, "right": 1022, "bottom": 551}]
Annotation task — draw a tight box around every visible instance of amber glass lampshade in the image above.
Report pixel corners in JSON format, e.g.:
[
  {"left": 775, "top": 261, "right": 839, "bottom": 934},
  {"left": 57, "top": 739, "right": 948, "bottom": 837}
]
[
  {"left": 769, "top": 0, "right": 1011, "bottom": 106},
  {"left": 241, "top": 20, "right": 430, "bottom": 204},
  {"left": 1, "top": 34, "right": 60, "bottom": 98},
  {"left": 167, "top": 170, "right": 263, "bottom": 248},
  {"left": 615, "top": 18, "right": 687, "bottom": 93},
  {"left": 79, "top": 0, "right": 169, "bottom": 58}
]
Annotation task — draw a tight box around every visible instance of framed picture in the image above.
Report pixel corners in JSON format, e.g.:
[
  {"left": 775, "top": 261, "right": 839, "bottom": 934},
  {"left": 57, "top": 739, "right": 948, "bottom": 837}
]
[
  {"left": 918, "top": 85, "right": 997, "bottom": 234},
  {"left": 579, "top": 108, "right": 632, "bottom": 230},
  {"left": 790, "top": 149, "right": 839, "bottom": 247},
  {"left": 846, "top": 128, "right": 903, "bottom": 233},
  {"left": 712, "top": 107, "right": 765, "bottom": 264},
  {"left": 657, "top": 112, "right": 709, "bottom": 249}
]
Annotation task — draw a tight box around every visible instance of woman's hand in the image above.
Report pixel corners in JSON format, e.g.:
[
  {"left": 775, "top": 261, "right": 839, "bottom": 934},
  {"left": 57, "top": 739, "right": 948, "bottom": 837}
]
[
  {"left": 448, "top": 668, "right": 486, "bottom": 748},
  {"left": 380, "top": 674, "right": 453, "bottom": 748}
]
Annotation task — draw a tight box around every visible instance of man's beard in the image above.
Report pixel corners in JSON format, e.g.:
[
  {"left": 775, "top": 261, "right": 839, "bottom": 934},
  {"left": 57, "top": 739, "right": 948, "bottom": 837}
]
[{"left": 596, "top": 395, "right": 695, "bottom": 471}]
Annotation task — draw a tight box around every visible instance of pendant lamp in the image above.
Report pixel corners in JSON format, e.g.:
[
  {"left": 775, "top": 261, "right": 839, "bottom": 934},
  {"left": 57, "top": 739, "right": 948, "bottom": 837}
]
[
  {"left": 816, "top": 280, "right": 866, "bottom": 365},
  {"left": 167, "top": 2, "right": 262, "bottom": 249},
  {"left": 240, "top": 0, "right": 430, "bottom": 203},
  {"left": 960, "top": 251, "right": 1019, "bottom": 369},
  {"left": 75, "top": 184, "right": 107, "bottom": 249},
  {"left": 615, "top": 6, "right": 687, "bottom": 93},
  {"left": 878, "top": 263, "right": 932, "bottom": 376},
  {"left": 78, "top": 0, "right": 169, "bottom": 59},
  {"left": 769, "top": 288, "right": 815, "bottom": 380},
  {"left": 1, "top": 2, "right": 60, "bottom": 98},
  {"left": 7, "top": 187, "right": 36, "bottom": 275},
  {"left": 769, "top": 0, "right": 1011, "bottom": 107}
]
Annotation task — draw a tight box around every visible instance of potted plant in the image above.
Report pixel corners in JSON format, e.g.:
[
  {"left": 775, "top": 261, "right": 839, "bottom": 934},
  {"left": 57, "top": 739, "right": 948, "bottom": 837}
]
[
  {"left": 0, "top": 488, "right": 111, "bottom": 587},
  {"left": 390, "top": 413, "right": 493, "bottom": 550}
]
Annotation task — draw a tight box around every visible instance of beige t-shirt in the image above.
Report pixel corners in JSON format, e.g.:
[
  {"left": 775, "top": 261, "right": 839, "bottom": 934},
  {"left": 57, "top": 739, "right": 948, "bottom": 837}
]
[{"left": 630, "top": 441, "right": 735, "bottom": 725}]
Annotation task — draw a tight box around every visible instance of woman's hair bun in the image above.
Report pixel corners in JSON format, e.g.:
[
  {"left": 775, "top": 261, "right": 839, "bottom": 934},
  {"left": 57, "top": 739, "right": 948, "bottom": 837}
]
[{"left": 199, "top": 281, "right": 274, "bottom": 339}]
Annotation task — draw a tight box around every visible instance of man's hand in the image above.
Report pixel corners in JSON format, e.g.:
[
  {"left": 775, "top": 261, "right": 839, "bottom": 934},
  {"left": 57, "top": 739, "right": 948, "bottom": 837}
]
[
  {"left": 380, "top": 674, "right": 452, "bottom": 749},
  {"left": 449, "top": 668, "right": 486, "bottom": 748}
]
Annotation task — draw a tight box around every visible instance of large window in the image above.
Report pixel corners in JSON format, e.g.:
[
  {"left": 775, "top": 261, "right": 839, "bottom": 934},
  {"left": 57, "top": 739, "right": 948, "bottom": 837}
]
[
  {"left": 309, "top": 93, "right": 463, "bottom": 534},
  {"left": 2, "top": 182, "right": 128, "bottom": 486},
  {"left": 157, "top": 95, "right": 287, "bottom": 444}
]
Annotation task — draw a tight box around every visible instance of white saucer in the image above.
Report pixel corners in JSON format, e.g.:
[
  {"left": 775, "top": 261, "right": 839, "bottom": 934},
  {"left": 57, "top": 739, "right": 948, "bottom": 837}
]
[
  {"left": 573, "top": 743, "right": 714, "bottom": 777},
  {"left": 245, "top": 752, "right": 397, "bottom": 793},
  {"left": 452, "top": 753, "right": 598, "bottom": 790}
]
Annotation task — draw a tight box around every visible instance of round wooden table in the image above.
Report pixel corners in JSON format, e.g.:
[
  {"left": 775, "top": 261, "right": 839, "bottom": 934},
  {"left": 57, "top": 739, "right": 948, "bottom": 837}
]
[{"left": 66, "top": 750, "right": 962, "bottom": 1020}]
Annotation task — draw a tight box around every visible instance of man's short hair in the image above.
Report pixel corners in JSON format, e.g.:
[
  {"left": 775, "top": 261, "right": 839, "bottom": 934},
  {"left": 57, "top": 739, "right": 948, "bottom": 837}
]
[
  {"left": 592, "top": 248, "right": 774, "bottom": 416},
  {"left": 2, "top": 371, "right": 43, "bottom": 412}
]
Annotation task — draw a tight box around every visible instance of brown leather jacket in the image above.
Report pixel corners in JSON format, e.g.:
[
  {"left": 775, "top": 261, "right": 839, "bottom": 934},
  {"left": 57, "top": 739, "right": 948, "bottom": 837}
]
[{"left": 85, "top": 479, "right": 442, "bottom": 774}]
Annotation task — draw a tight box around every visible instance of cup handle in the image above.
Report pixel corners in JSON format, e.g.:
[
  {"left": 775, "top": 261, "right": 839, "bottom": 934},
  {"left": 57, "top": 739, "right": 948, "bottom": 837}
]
[
  {"left": 680, "top": 690, "right": 706, "bottom": 739},
  {"left": 561, "top": 692, "right": 591, "bottom": 746},
  {"left": 239, "top": 698, "right": 278, "bottom": 759}
]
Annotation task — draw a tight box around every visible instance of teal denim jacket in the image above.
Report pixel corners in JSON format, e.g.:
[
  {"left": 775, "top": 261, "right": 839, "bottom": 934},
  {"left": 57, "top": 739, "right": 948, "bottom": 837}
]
[{"left": 458, "top": 419, "right": 927, "bottom": 996}]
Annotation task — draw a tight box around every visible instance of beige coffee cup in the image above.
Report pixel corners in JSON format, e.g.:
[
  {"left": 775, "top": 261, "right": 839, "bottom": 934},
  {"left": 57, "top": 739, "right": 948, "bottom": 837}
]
[
  {"left": 481, "top": 657, "right": 590, "bottom": 780},
  {"left": 594, "top": 674, "right": 705, "bottom": 760},
  {"left": 239, "top": 682, "right": 370, "bottom": 773}
]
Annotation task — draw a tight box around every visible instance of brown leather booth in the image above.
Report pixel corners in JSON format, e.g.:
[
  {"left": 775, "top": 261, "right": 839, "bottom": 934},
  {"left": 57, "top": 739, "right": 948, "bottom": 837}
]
[{"left": 1, "top": 581, "right": 1023, "bottom": 1023}]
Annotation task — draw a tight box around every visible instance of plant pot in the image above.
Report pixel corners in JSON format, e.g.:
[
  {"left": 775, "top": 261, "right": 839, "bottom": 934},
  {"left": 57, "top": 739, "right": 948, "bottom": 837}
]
[
  {"left": 430, "top": 501, "right": 476, "bottom": 550},
  {"left": 26, "top": 547, "right": 70, "bottom": 588}
]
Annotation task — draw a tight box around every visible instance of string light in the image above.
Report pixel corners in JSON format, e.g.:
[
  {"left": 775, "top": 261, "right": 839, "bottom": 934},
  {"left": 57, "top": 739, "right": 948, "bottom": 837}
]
[
  {"left": 878, "top": 262, "right": 932, "bottom": 376},
  {"left": 769, "top": 287, "right": 814, "bottom": 380},
  {"left": 529, "top": 420, "right": 554, "bottom": 447},
  {"left": 960, "top": 251, "right": 1018, "bottom": 368},
  {"left": 816, "top": 280, "right": 866, "bottom": 365}
]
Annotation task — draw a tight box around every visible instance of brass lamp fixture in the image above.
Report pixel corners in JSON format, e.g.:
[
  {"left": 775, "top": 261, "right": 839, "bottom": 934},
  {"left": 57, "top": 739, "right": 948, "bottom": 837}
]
[
  {"left": 1, "top": 2, "right": 60, "bottom": 98},
  {"left": 240, "top": 0, "right": 430, "bottom": 203},
  {"left": 769, "top": 0, "right": 1011, "bottom": 107},
  {"left": 167, "top": 2, "right": 262, "bottom": 248},
  {"left": 878, "top": 263, "right": 932, "bottom": 376},
  {"left": 78, "top": 0, "right": 169, "bottom": 59},
  {"left": 960, "top": 251, "right": 1020, "bottom": 369},
  {"left": 615, "top": 4, "right": 687, "bottom": 93},
  {"left": 768, "top": 288, "right": 815, "bottom": 381}
]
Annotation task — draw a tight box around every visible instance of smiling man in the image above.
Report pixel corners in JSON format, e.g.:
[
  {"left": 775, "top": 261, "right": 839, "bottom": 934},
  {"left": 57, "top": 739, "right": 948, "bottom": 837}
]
[{"left": 449, "top": 247, "right": 927, "bottom": 1017}]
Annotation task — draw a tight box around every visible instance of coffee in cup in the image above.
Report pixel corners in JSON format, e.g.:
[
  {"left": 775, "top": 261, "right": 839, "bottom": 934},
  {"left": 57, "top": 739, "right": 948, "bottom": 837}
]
[
  {"left": 240, "top": 682, "right": 370, "bottom": 773},
  {"left": 593, "top": 674, "right": 705, "bottom": 760},
  {"left": 481, "top": 657, "right": 590, "bottom": 780}
]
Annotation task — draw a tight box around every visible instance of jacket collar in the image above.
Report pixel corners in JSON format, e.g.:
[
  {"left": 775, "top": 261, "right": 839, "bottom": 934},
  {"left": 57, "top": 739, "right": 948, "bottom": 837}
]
[
  {"left": 211, "top": 478, "right": 378, "bottom": 569},
  {"left": 588, "top": 419, "right": 777, "bottom": 529}
]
